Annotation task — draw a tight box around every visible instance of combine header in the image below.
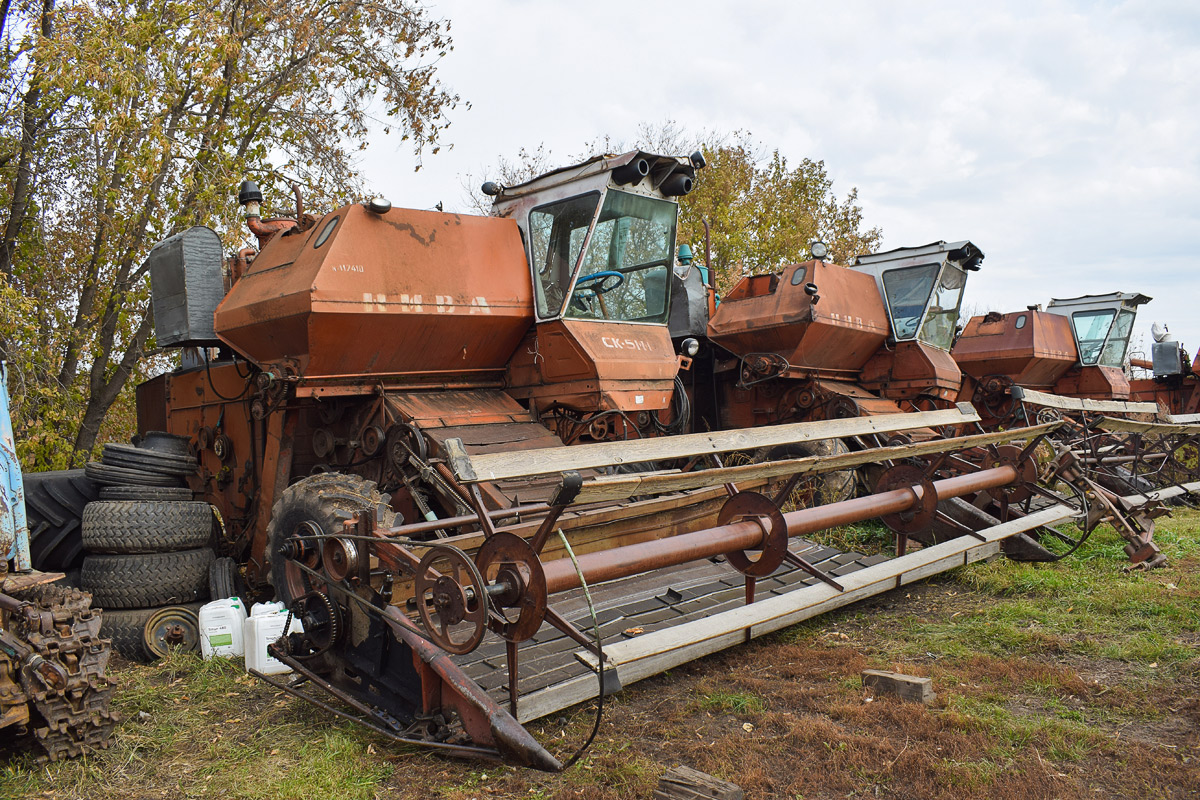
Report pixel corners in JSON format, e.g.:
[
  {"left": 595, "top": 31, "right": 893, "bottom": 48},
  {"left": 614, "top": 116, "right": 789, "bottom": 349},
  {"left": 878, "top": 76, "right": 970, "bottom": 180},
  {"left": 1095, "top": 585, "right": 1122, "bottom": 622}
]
[
  {"left": 256, "top": 405, "right": 1071, "bottom": 769},
  {"left": 953, "top": 292, "right": 1200, "bottom": 568}
]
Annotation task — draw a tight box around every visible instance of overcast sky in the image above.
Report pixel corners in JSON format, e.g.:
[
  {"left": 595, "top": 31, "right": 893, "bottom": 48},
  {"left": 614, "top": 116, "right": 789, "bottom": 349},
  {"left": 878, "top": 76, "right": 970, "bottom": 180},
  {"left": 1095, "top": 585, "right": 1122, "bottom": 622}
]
[{"left": 358, "top": 0, "right": 1200, "bottom": 359}]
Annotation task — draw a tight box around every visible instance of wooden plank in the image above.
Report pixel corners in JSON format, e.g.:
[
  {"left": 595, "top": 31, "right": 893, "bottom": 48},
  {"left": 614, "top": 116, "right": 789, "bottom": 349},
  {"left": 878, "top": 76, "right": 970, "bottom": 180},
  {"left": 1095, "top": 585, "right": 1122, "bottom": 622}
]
[
  {"left": 1120, "top": 479, "right": 1200, "bottom": 506},
  {"left": 447, "top": 404, "right": 982, "bottom": 484},
  {"left": 573, "top": 421, "right": 1063, "bottom": 505},
  {"left": 1016, "top": 387, "right": 1158, "bottom": 414},
  {"left": 1094, "top": 417, "right": 1200, "bottom": 436},
  {"left": 1168, "top": 413, "right": 1200, "bottom": 424},
  {"left": 653, "top": 766, "right": 744, "bottom": 800},
  {"left": 514, "top": 505, "right": 1074, "bottom": 723},
  {"left": 862, "top": 669, "right": 936, "bottom": 704}
]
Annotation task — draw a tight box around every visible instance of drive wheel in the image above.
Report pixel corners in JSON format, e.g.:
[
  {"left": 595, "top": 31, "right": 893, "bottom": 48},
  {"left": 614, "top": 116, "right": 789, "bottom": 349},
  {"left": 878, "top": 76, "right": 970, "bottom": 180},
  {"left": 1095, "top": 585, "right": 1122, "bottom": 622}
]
[
  {"left": 757, "top": 438, "right": 857, "bottom": 511},
  {"left": 266, "top": 473, "right": 398, "bottom": 605}
]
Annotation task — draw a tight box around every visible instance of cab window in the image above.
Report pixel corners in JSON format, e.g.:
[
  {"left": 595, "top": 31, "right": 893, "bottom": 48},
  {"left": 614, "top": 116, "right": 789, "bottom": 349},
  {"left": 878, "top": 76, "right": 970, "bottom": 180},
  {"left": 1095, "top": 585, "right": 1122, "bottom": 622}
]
[
  {"left": 1072, "top": 309, "right": 1116, "bottom": 366},
  {"left": 881, "top": 263, "right": 939, "bottom": 341},
  {"left": 917, "top": 266, "right": 966, "bottom": 350},
  {"left": 528, "top": 193, "right": 600, "bottom": 319},
  {"left": 1099, "top": 309, "right": 1135, "bottom": 368},
  {"left": 564, "top": 191, "right": 677, "bottom": 324}
]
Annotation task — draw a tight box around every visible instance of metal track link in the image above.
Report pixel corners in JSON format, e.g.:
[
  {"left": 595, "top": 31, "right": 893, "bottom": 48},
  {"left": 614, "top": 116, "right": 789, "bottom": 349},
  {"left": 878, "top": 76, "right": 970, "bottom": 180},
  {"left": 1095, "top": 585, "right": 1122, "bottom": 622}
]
[{"left": 7, "top": 584, "right": 120, "bottom": 761}]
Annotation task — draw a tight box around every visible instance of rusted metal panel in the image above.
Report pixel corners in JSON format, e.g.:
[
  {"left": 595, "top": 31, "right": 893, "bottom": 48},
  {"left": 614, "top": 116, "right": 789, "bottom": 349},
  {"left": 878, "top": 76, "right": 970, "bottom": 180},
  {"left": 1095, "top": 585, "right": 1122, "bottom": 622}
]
[
  {"left": 215, "top": 205, "right": 535, "bottom": 382},
  {"left": 1055, "top": 365, "right": 1130, "bottom": 399},
  {"left": 134, "top": 373, "right": 168, "bottom": 434},
  {"left": 859, "top": 341, "right": 961, "bottom": 400},
  {"left": 506, "top": 319, "right": 676, "bottom": 413},
  {"left": 386, "top": 390, "right": 534, "bottom": 429},
  {"left": 953, "top": 310, "right": 1076, "bottom": 387},
  {"left": 707, "top": 261, "right": 889, "bottom": 374}
]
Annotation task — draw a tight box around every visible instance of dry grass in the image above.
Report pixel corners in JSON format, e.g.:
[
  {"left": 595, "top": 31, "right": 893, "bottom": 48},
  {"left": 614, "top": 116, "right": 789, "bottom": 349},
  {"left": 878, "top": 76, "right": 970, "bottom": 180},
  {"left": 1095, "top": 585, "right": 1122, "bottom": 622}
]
[{"left": 3, "top": 512, "right": 1198, "bottom": 799}]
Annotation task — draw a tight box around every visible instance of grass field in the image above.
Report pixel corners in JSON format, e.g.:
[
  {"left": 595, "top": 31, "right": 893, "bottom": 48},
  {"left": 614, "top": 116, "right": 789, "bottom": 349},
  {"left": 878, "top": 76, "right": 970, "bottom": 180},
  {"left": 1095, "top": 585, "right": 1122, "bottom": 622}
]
[{"left": 3, "top": 511, "right": 1198, "bottom": 799}]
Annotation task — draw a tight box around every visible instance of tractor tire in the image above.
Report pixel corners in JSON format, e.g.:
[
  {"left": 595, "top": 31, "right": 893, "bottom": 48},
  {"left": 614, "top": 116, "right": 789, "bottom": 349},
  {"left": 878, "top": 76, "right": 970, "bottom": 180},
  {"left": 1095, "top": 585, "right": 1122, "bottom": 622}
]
[
  {"left": 100, "top": 445, "right": 196, "bottom": 477},
  {"left": 266, "top": 472, "right": 398, "bottom": 605},
  {"left": 82, "top": 548, "right": 214, "bottom": 609},
  {"left": 209, "top": 556, "right": 243, "bottom": 600},
  {"left": 81, "top": 500, "right": 213, "bottom": 554},
  {"left": 23, "top": 469, "right": 99, "bottom": 572},
  {"left": 136, "top": 431, "right": 192, "bottom": 458},
  {"left": 102, "top": 602, "right": 204, "bottom": 662},
  {"left": 99, "top": 485, "right": 195, "bottom": 501},
  {"left": 758, "top": 437, "right": 858, "bottom": 510}
]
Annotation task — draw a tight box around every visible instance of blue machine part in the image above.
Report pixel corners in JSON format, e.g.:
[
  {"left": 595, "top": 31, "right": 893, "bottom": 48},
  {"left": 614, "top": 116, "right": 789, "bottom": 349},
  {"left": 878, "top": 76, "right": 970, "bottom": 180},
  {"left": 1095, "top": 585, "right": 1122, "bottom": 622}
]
[{"left": 0, "top": 361, "right": 30, "bottom": 571}]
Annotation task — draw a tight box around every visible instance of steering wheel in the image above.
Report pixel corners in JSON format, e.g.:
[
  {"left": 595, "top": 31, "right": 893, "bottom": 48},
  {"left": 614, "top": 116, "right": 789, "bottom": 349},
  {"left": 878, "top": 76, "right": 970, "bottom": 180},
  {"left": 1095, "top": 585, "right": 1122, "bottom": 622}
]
[{"left": 573, "top": 270, "right": 625, "bottom": 296}]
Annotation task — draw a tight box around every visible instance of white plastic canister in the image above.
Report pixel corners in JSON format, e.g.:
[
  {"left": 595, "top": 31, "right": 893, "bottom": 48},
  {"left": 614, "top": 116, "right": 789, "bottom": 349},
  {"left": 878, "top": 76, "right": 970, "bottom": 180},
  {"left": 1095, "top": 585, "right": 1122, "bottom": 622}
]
[
  {"left": 244, "top": 606, "right": 303, "bottom": 675},
  {"left": 198, "top": 598, "right": 248, "bottom": 659},
  {"left": 250, "top": 600, "right": 286, "bottom": 617}
]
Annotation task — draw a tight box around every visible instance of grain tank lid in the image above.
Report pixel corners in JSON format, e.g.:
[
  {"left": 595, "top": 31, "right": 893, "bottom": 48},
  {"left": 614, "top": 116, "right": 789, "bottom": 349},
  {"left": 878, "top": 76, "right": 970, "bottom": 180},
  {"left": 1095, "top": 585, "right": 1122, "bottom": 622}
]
[
  {"left": 148, "top": 225, "right": 226, "bottom": 348},
  {"left": 851, "top": 240, "right": 984, "bottom": 272}
]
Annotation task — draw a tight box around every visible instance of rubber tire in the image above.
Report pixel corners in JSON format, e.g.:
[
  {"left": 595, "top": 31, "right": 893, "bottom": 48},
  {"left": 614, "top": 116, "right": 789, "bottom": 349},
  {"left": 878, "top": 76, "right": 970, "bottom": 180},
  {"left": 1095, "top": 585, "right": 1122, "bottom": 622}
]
[
  {"left": 758, "top": 438, "right": 858, "bottom": 509},
  {"left": 102, "top": 602, "right": 204, "bottom": 662},
  {"left": 23, "top": 469, "right": 99, "bottom": 572},
  {"left": 99, "top": 485, "right": 194, "bottom": 501},
  {"left": 81, "top": 500, "right": 213, "bottom": 554},
  {"left": 82, "top": 548, "right": 214, "bottom": 609},
  {"left": 104, "top": 442, "right": 196, "bottom": 467},
  {"left": 266, "top": 472, "right": 397, "bottom": 605},
  {"left": 85, "top": 461, "right": 183, "bottom": 487},
  {"left": 209, "top": 556, "right": 242, "bottom": 600}
]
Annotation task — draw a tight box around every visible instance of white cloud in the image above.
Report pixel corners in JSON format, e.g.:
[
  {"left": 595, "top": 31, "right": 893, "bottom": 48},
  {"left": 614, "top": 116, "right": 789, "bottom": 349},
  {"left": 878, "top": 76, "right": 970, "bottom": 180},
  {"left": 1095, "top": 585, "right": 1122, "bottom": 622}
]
[{"left": 355, "top": 0, "right": 1200, "bottom": 350}]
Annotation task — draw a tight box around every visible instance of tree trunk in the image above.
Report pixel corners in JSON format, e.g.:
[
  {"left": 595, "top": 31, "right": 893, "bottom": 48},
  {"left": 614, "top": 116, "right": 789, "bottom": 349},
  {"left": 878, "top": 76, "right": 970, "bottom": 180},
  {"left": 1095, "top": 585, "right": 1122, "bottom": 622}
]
[{"left": 0, "top": 0, "right": 55, "bottom": 278}]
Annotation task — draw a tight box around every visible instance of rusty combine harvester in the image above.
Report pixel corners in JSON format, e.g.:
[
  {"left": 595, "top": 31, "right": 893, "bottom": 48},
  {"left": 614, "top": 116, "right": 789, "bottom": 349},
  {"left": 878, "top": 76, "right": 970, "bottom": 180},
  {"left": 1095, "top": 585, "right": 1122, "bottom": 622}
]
[
  {"left": 952, "top": 292, "right": 1200, "bottom": 568},
  {"left": 122, "top": 150, "right": 1174, "bottom": 768}
]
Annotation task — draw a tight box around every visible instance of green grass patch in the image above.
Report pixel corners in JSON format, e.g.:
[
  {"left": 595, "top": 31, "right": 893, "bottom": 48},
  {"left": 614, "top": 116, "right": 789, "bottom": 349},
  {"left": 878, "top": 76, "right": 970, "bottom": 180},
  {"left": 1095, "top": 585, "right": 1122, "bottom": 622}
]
[
  {"left": 699, "top": 689, "right": 766, "bottom": 714},
  {"left": 946, "top": 695, "right": 1104, "bottom": 763},
  {"left": 0, "top": 652, "right": 393, "bottom": 800}
]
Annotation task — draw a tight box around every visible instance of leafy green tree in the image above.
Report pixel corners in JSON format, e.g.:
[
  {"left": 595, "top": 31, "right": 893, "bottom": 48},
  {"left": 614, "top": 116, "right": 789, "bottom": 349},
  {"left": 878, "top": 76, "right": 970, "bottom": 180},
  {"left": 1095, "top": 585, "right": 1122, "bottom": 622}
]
[{"left": 0, "top": 0, "right": 461, "bottom": 467}]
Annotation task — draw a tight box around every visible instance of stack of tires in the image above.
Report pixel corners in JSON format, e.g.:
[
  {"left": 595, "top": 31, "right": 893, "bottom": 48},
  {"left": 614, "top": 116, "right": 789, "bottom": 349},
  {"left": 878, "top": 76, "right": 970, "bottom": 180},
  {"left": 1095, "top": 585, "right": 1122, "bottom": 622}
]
[{"left": 80, "top": 434, "right": 213, "bottom": 661}]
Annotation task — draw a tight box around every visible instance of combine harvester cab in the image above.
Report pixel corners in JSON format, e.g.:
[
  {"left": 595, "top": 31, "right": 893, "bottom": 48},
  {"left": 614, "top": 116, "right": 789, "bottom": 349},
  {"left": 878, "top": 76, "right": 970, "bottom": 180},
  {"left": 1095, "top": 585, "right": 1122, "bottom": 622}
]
[
  {"left": 953, "top": 291, "right": 1199, "bottom": 568},
  {"left": 692, "top": 240, "right": 982, "bottom": 433},
  {"left": 138, "top": 151, "right": 702, "bottom": 590}
]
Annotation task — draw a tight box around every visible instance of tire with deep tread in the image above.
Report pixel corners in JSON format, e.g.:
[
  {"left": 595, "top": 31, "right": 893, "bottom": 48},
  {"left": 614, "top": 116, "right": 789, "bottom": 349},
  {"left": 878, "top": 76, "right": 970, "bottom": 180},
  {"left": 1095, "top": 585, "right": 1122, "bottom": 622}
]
[
  {"left": 99, "top": 485, "right": 194, "bottom": 501},
  {"left": 757, "top": 437, "right": 858, "bottom": 509},
  {"left": 82, "top": 548, "right": 214, "bottom": 608},
  {"left": 209, "top": 556, "right": 241, "bottom": 600},
  {"left": 82, "top": 500, "right": 213, "bottom": 553},
  {"left": 266, "top": 472, "right": 397, "bottom": 604},
  {"left": 101, "top": 603, "right": 205, "bottom": 662},
  {"left": 23, "top": 469, "right": 99, "bottom": 572}
]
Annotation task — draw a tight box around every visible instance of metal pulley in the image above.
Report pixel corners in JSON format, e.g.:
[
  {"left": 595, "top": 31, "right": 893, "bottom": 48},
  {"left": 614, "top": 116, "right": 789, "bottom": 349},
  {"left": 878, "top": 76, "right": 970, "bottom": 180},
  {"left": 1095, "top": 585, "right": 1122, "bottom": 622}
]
[
  {"left": 874, "top": 464, "right": 938, "bottom": 536},
  {"left": 413, "top": 544, "right": 490, "bottom": 655},
  {"left": 715, "top": 491, "right": 790, "bottom": 577},
  {"left": 475, "top": 532, "right": 547, "bottom": 643}
]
